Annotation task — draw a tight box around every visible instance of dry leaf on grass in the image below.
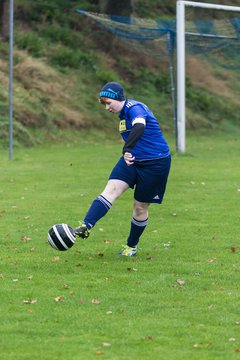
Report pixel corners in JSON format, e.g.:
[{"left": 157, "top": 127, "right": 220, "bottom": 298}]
[
  {"left": 177, "top": 279, "right": 185, "bottom": 286},
  {"left": 101, "top": 342, "right": 111, "bottom": 347},
  {"left": 145, "top": 336, "right": 153, "bottom": 341},
  {"left": 92, "top": 299, "right": 101, "bottom": 305},
  {"left": 146, "top": 256, "right": 155, "bottom": 261},
  {"left": 21, "top": 235, "right": 31, "bottom": 241},
  {"left": 127, "top": 267, "right": 137, "bottom": 272},
  {"left": 52, "top": 256, "right": 60, "bottom": 262},
  {"left": 103, "top": 239, "right": 111, "bottom": 244},
  {"left": 55, "top": 296, "right": 63, "bottom": 302},
  {"left": 23, "top": 298, "right": 37, "bottom": 304}
]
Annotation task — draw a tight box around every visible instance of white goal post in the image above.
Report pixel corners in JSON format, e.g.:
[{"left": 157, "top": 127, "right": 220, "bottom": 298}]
[{"left": 176, "top": 1, "right": 240, "bottom": 153}]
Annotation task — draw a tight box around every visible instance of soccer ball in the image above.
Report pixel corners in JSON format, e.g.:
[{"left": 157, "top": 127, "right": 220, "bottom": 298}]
[{"left": 48, "top": 223, "right": 76, "bottom": 251}]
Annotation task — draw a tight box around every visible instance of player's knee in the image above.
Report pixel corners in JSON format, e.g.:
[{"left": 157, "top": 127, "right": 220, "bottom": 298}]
[
  {"left": 133, "top": 201, "right": 149, "bottom": 218},
  {"left": 101, "top": 180, "right": 127, "bottom": 202}
]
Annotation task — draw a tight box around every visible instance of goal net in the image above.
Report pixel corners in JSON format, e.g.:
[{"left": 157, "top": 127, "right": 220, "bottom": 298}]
[
  {"left": 177, "top": 1, "right": 240, "bottom": 152},
  {"left": 76, "top": 4, "right": 240, "bottom": 152}
]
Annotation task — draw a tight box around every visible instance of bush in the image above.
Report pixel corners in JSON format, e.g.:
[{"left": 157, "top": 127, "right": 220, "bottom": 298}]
[
  {"left": 186, "top": 80, "right": 240, "bottom": 126},
  {"left": 39, "top": 25, "right": 83, "bottom": 48},
  {"left": 15, "top": 31, "right": 45, "bottom": 57},
  {"left": 48, "top": 46, "right": 96, "bottom": 70},
  {"left": 15, "top": 0, "right": 72, "bottom": 26},
  {"left": 0, "top": 117, "right": 39, "bottom": 147},
  {"left": 95, "top": 69, "right": 121, "bottom": 84}
]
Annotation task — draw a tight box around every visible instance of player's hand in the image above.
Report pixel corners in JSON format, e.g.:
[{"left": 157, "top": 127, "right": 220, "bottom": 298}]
[{"left": 124, "top": 152, "right": 135, "bottom": 166}]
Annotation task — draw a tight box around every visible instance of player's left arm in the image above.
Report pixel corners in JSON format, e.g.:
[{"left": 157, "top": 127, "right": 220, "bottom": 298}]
[{"left": 122, "top": 117, "right": 146, "bottom": 154}]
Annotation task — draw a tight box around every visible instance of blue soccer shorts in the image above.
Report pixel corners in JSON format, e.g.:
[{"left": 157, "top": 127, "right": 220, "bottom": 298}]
[{"left": 109, "top": 155, "right": 171, "bottom": 204}]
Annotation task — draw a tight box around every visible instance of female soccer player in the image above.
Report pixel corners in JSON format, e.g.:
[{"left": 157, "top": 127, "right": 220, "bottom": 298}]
[{"left": 75, "top": 82, "right": 171, "bottom": 256}]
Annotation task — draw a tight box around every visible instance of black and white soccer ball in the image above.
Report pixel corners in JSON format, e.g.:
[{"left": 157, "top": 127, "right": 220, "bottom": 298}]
[{"left": 48, "top": 224, "right": 76, "bottom": 251}]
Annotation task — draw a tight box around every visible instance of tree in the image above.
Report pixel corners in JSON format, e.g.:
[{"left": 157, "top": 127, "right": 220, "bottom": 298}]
[
  {"left": 0, "top": 0, "right": 10, "bottom": 39},
  {"left": 98, "top": 0, "right": 133, "bottom": 17}
]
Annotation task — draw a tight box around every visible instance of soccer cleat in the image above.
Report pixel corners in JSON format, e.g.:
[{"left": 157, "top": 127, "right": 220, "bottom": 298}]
[
  {"left": 119, "top": 245, "right": 137, "bottom": 257},
  {"left": 74, "top": 224, "right": 90, "bottom": 239}
]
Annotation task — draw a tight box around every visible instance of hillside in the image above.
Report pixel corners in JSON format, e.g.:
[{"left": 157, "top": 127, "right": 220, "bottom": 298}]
[{"left": 0, "top": 0, "right": 240, "bottom": 147}]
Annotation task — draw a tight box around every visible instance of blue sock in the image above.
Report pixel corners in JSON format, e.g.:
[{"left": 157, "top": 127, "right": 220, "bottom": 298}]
[
  {"left": 127, "top": 217, "right": 148, "bottom": 247},
  {"left": 83, "top": 195, "right": 112, "bottom": 229}
]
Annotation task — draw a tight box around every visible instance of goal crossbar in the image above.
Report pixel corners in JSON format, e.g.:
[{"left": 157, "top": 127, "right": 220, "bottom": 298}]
[
  {"left": 176, "top": 1, "right": 240, "bottom": 153},
  {"left": 182, "top": 1, "right": 240, "bottom": 12}
]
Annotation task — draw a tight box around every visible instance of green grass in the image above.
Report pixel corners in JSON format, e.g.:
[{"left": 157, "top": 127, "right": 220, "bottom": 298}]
[{"left": 0, "top": 131, "right": 240, "bottom": 360}]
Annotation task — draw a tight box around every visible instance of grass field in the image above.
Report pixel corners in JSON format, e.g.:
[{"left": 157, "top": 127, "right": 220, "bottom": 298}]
[{"left": 0, "top": 131, "right": 240, "bottom": 360}]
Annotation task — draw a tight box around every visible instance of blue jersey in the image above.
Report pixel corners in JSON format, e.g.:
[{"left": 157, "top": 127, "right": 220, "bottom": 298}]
[{"left": 118, "top": 99, "right": 170, "bottom": 161}]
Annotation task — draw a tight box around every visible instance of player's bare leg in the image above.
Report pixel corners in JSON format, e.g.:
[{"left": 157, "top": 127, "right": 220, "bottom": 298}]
[{"left": 101, "top": 179, "right": 129, "bottom": 203}]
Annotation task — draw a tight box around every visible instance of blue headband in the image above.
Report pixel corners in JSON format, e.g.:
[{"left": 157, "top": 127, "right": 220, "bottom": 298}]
[{"left": 99, "top": 82, "right": 125, "bottom": 101}]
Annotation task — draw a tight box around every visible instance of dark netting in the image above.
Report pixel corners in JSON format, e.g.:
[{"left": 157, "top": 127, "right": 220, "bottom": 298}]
[
  {"left": 76, "top": 9, "right": 240, "bottom": 70},
  {"left": 185, "top": 15, "right": 240, "bottom": 69},
  {"left": 76, "top": 10, "right": 174, "bottom": 60}
]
